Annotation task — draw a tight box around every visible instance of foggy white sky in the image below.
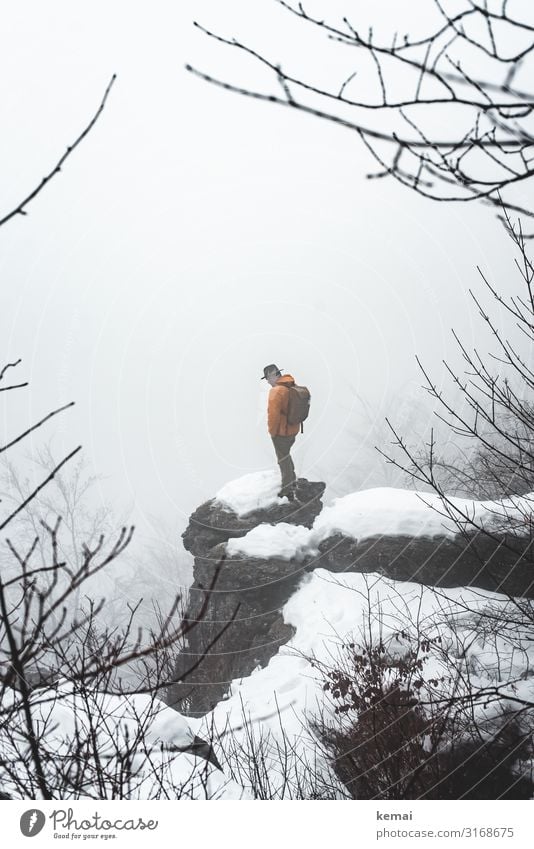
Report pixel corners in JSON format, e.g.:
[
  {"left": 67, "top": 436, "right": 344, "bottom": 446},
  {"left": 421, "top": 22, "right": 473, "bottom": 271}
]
[{"left": 1, "top": 1, "right": 527, "bottom": 546}]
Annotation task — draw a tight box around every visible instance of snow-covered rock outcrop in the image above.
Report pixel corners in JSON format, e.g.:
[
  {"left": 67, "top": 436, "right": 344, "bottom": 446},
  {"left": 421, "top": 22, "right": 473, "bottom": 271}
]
[
  {"left": 168, "top": 475, "right": 534, "bottom": 717},
  {"left": 167, "top": 471, "right": 326, "bottom": 715},
  {"left": 307, "top": 488, "right": 534, "bottom": 597},
  {"left": 227, "top": 485, "right": 534, "bottom": 597},
  {"left": 181, "top": 470, "right": 325, "bottom": 557}
]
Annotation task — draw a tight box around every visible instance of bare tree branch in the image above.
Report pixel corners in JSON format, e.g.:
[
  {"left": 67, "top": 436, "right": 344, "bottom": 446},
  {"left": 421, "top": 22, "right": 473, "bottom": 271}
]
[{"left": 0, "top": 74, "right": 116, "bottom": 228}]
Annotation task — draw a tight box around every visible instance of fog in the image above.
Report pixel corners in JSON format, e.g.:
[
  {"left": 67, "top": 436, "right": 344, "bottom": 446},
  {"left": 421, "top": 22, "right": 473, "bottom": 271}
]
[{"left": 1, "top": 1, "right": 526, "bottom": 550}]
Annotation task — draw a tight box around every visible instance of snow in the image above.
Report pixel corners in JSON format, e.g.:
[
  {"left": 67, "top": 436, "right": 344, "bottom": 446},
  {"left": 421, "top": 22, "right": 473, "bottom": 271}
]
[
  {"left": 226, "top": 521, "right": 311, "bottom": 559},
  {"left": 214, "top": 469, "right": 290, "bottom": 516},
  {"left": 310, "top": 487, "right": 456, "bottom": 544},
  {"left": 308, "top": 486, "right": 534, "bottom": 549}
]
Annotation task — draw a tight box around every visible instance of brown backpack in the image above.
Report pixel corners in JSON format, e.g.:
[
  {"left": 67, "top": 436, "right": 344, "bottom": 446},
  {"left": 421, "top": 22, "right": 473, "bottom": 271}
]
[{"left": 280, "top": 384, "right": 311, "bottom": 433}]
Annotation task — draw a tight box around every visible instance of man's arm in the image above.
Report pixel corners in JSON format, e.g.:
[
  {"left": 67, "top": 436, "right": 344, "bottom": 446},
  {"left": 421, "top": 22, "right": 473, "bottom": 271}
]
[{"left": 268, "top": 387, "right": 284, "bottom": 436}]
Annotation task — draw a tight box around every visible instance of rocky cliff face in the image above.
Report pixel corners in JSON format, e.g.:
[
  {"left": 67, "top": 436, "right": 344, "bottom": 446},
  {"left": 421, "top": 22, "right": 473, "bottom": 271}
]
[
  {"left": 181, "top": 480, "right": 324, "bottom": 558},
  {"left": 166, "top": 478, "right": 325, "bottom": 716},
  {"left": 167, "top": 481, "right": 534, "bottom": 717},
  {"left": 316, "top": 531, "right": 534, "bottom": 598}
]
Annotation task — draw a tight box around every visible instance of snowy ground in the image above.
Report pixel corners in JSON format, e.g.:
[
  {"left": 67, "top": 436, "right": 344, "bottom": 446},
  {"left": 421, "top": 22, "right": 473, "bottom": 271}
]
[
  {"left": 208, "top": 474, "right": 534, "bottom": 797},
  {"left": 0, "top": 685, "right": 248, "bottom": 799},
  {"left": 196, "top": 568, "right": 534, "bottom": 798}
]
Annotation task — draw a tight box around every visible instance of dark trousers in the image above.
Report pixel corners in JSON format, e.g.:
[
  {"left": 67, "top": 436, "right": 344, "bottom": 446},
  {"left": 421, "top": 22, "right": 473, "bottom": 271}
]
[{"left": 271, "top": 434, "right": 296, "bottom": 493}]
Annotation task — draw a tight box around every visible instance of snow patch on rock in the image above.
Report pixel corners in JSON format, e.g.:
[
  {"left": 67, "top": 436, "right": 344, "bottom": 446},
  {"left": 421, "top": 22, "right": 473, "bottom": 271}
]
[
  {"left": 214, "top": 469, "right": 287, "bottom": 517},
  {"left": 226, "top": 521, "right": 311, "bottom": 560}
]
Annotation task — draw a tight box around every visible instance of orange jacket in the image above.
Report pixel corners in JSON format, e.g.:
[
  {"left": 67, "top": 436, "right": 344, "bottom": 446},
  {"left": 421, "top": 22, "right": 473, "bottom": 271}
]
[{"left": 268, "top": 374, "right": 300, "bottom": 437}]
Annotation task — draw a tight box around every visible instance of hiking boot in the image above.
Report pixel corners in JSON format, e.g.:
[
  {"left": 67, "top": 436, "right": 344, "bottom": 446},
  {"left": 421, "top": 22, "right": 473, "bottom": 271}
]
[
  {"left": 278, "top": 486, "right": 296, "bottom": 502},
  {"left": 293, "top": 482, "right": 307, "bottom": 501},
  {"left": 279, "top": 482, "right": 303, "bottom": 502}
]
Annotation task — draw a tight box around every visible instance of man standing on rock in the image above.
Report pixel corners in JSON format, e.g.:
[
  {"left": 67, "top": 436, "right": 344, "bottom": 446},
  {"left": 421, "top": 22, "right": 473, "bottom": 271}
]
[{"left": 261, "top": 363, "right": 301, "bottom": 501}]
